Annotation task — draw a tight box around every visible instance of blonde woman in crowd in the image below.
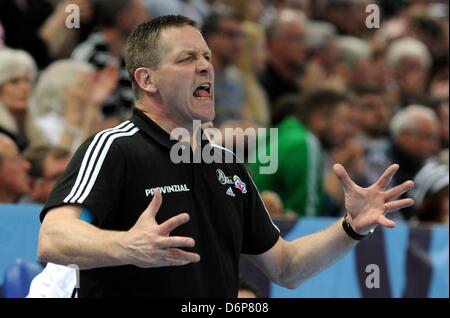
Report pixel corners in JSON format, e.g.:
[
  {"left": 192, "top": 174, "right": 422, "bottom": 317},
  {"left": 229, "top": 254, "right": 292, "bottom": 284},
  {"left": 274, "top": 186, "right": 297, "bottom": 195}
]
[
  {"left": 0, "top": 48, "right": 37, "bottom": 150},
  {"left": 236, "top": 21, "right": 271, "bottom": 126},
  {"left": 28, "top": 59, "right": 120, "bottom": 153},
  {"left": 223, "top": 0, "right": 267, "bottom": 23}
]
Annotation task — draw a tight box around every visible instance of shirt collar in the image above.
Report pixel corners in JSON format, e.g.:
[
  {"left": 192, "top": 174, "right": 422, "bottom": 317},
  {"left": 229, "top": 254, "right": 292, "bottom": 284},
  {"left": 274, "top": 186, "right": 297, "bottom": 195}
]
[{"left": 130, "top": 108, "right": 211, "bottom": 150}]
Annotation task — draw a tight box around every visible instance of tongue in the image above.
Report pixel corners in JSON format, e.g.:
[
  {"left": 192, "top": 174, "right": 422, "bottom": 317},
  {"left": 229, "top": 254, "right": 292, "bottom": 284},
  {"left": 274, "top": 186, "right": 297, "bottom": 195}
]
[{"left": 194, "top": 89, "right": 209, "bottom": 98}]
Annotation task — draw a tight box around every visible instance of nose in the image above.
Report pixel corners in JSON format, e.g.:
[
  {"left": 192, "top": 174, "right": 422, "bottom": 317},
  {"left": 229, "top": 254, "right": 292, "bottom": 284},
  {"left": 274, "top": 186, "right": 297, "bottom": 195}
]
[
  {"left": 196, "top": 57, "right": 213, "bottom": 76},
  {"left": 22, "top": 158, "right": 31, "bottom": 172},
  {"left": 19, "top": 79, "right": 32, "bottom": 95}
]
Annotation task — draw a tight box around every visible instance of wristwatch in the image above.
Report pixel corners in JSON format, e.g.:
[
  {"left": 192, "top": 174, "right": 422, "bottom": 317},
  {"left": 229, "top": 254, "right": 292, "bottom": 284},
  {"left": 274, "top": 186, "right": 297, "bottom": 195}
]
[{"left": 342, "top": 214, "right": 374, "bottom": 241}]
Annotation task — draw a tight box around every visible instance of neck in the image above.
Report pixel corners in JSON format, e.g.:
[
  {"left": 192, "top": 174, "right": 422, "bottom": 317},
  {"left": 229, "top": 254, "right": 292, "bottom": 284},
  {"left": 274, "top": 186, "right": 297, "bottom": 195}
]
[
  {"left": 10, "top": 109, "right": 26, "bottom": 132},
  {"left": 136, "top": 100, "right": 202, "bottom": 151}
]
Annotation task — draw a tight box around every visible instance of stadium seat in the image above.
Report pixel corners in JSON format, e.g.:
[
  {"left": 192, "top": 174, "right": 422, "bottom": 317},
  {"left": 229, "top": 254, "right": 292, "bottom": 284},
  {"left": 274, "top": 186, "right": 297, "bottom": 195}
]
[{"left": 3, "top": 259, "right": 43, "bottom": 298}]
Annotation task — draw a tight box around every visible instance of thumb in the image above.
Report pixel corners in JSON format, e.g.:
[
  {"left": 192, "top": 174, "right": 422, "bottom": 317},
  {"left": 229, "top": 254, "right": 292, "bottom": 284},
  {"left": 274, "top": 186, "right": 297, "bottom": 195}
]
[
  {"left": 333, "top": 163, "right": 355, "bottom": 192},
  {"left": 146, "top": 188, "right": 163, "bottom": 218}
]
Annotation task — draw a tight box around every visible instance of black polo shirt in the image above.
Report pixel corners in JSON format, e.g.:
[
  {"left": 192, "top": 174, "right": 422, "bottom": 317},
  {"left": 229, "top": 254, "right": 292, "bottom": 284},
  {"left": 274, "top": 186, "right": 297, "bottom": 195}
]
[{"left": 41, "top": 108, "right": 280, "bottom": 298}]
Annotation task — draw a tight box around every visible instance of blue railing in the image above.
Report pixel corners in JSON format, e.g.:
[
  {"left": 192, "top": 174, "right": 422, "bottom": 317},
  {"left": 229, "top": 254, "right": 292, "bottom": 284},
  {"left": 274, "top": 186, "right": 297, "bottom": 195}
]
[{"left": 1, "top": 204, "right": 448, "bottom": 298}]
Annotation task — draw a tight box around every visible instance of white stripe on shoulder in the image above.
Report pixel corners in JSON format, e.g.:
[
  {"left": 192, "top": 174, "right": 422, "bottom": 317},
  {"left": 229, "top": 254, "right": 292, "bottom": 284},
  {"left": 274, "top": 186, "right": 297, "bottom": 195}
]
[
  {"left": 77, "top": 126, "right": 140, "bottom": 203},
  {"left": 63, "top": 121, "right": 131, "bottom": 203}
]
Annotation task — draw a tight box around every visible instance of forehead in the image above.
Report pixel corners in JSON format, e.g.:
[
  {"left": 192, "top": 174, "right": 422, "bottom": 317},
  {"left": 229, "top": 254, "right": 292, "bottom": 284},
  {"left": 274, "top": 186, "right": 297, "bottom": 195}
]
[
  {"left": 279, "top": 20, "right": 305, "bottom": 34},
  {"left": 219, "top": 18, "right": 241, "bottom": 30},
  {"left": 160, "top": 26, "right": 210, "bottom": 56},
  {"left": 0, "top": 137, "right": 18, "bottom": 158},
  {"left": 416, "top": 116, "right": 439, "bottom": 131}
]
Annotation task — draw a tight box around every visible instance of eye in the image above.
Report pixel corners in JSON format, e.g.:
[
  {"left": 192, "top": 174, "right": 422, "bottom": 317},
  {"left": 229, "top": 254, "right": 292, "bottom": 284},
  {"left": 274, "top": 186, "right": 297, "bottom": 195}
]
[
  {"left": 178, "top": 56, "right": 194, "bottom": 63},
  {"left": 204, "top": 54, "right": 211, "bottom": 62}
]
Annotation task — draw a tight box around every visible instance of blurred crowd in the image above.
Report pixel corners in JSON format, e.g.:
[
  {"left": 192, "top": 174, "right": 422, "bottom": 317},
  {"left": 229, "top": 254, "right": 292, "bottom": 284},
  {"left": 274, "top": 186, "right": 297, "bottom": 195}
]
[{"left": 0, "top": 0, "right": 448, "bottom": 226}]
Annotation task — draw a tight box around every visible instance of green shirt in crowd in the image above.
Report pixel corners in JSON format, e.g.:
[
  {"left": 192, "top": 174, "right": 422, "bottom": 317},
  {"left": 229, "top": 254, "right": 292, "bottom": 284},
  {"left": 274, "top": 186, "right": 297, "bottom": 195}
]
[{"left": 248, "top": 117, "right": 324, "bottom": 216}]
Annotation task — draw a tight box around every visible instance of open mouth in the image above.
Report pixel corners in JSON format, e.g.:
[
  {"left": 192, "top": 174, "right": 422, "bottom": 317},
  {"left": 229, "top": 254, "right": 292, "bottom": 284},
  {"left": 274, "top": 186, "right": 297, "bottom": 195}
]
[{"left": 193, "top": 83, "right": 212, "bottom": 100}]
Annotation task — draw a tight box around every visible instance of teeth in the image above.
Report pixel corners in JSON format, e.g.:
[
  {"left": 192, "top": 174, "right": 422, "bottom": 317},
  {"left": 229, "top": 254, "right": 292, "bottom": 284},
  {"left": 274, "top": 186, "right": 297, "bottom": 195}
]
[{"left": 199, "top": 83, "right": 210, "bottom": 90}]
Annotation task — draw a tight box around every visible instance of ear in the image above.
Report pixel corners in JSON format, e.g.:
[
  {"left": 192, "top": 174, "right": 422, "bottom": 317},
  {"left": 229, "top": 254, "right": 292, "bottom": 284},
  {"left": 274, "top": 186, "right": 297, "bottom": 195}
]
[{"left": 134, "top": 67, "right": 158, "bottom": 95}]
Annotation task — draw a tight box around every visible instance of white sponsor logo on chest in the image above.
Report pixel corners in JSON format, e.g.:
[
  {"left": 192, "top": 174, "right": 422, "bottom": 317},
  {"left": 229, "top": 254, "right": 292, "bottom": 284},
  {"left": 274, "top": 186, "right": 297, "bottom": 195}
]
[{"left": 145, "top": 184, "right": 190, "bottom": 197}]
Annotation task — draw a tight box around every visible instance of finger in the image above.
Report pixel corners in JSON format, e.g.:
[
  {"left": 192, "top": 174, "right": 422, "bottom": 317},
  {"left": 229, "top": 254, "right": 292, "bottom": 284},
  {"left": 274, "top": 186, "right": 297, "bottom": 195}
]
[
  {"left": 333, "top": 163, "right": 356, "bottom": 192},
  {"left": 375, "top": 164, "right": 399, "bottom": 189},
  {"left": 165, "top": 248, "right": 201, "bottom": 263},
  {"left": 159, "top": 213, "right": 190, "bottom": 234},
  {"left": 384, "top": 180, "right": 415, "bottom": 200},
  {"left": 378, "top": 215, "right": 396, "bottom": 228},
  {"left": 146, "top": 188, "right": 162, "bottom": 218},
  {"left": 159, "top": 236, "right": 195, "bottom": 249},
  {"left": 385, "top": 198, "right": 414, "bottom": 213},
  {"left": 161, "top": 258, "right": 192, "bottom": 267}
]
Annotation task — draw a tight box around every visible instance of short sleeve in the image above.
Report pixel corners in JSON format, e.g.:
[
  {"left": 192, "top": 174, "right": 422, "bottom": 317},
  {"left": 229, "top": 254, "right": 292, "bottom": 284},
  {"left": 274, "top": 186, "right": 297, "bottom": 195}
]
[
  {"left": 41, "top": 135, "right": 126, "bottom": 225},
  {"left": 241, "top": 167, "right": 280, "bottom": 255}
]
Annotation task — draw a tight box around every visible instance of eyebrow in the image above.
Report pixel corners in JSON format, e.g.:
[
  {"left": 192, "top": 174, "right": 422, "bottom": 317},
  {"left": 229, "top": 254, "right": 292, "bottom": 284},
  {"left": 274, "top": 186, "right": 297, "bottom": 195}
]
[{"left": 176, "top": 49, "right": 212, "bottom": 58}]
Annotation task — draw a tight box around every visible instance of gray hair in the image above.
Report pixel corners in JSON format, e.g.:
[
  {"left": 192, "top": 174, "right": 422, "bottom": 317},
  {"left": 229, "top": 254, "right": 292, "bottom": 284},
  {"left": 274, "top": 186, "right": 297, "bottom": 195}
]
[
  {"left": 389, "top": 105, "right": 439, "bottom": 138},
  {"left": 386, "top": 37, "right": 432, "bottom": 69},
  {"left": 30, "top": 59, "right": 94, "bottom": 116},
  {"left": 306, "top": 20, "right": 337, "bottom": 50},
  {"left": 266, "top": 9, "right": 308, "bottom": 42},
  {"left": 335, "top": 36, "right": 372, "bottom": 66},
  {"left": 0, "top": 48, "right": 37, "bottom": 86}
]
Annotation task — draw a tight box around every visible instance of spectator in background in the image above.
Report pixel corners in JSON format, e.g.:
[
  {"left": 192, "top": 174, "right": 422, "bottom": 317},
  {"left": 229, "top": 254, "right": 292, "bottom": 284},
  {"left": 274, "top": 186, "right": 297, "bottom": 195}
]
[
  {"left": 0, "top": 0, "right": 93, "bottom": 68},
  {"left": 334, "top": 36, "right": 374, "bottom": 89},
  {"left": 260, "top": 9, "right": 307, "bottom": 107},
  {"left": 260, "top": 190, "right": 298, "bottom": 220},
  {"left": 386, "top": 37, "right": 432, "bottom": 107},
  {"left": 28, "top": 59, "right": 120, "bottom": 153},
  {"left": 365, "top": 105, "right": 441, "bottom": 219},
  {"left": 22, "top": 145, "right": 71, "bottom": 204},
  {"left": 250, "top": 90, "right": 354, "bottom": 217},
  {"left": 406, "top": 11, "right": 448, "bottom": 78},
  {"left": 223, "top": 0, "right": 267, "bottom": 24},
  {"left": 353, "top": 84, "right": 392, "bottom": 149},
  {"left": 428, "top": 48, "right": 449, "bottom": 150},
  {"left": 0, "top": 48, "right": 37, "bottom": 151},
  {"left": 202, "top": 10, "right": 246, "bottom": 125},
  {"left": 314, "top": 0, "right": 369, "bottom": 37},
  {"left": 0, "top": 133, "right": 30, "bottom": 203},
  {"left": 71, "top": 0, "right": 148, "bottom": 119},
  {"left": 312, "top": 91, "right": 364, "bottom": 217},
  {"left": 300, "top": 20, "right": 342, "bottom": 92},
  {"left": 410, "top": 161, "right": 449, "bottom": 225},
  {"left": 366, "top": 105, "right": 441, "bottom": 184},
  {"left": 236, "top": 21, "right": 270, "bottom": 127}
]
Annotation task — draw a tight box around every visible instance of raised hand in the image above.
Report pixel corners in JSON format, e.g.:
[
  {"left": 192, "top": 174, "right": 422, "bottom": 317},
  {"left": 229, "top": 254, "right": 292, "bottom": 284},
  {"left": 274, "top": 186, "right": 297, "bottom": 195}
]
[
  {"left": 124, "top": 189, "right": 200, "bottom": 268},
  {"left": 63, "top": 71, "right": 95, "bottom": 126},
  {"left": 333, "top": 163, "right": 415, "bottom": 235},
  {"left": 89, "top": 62, "right": 120, "bottom": 106}
]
